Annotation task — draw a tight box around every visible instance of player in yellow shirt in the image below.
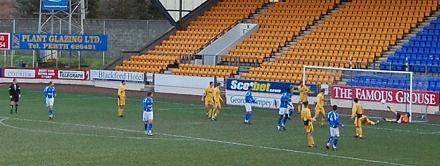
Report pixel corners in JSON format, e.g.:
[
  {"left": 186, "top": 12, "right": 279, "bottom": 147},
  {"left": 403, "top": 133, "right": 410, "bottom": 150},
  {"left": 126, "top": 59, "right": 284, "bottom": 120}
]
[
  {"left": 202, "top": 81, "right": 214, "bottom": 118},
  {"left": 297, "top": 84, "right": 310, "bottom": 113},
  {"left": 212, "top": 83, "right": 223, "bottom": 121},
  {"left": 351, "top": 98, "right": 378, "bottom": 139},
  {"left": 117, "top": 80, "right": 126, "bottom": 117},
  {"left": 301, "top": 101, "right": 317, "bottom": 148},
  {"left": 314, "top": 89, "right": 326, "bottom": 127}
]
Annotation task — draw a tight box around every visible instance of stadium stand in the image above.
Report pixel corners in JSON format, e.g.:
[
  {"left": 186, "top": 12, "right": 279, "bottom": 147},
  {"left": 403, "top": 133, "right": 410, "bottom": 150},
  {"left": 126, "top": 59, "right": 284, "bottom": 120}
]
[
  {"left": 243, "top": 0, "right": 440, "bottom": 84},
  {"left": 381, "top": 15, "right": 440, "bottom": 73},
  {"left": 222, "top": 0, "right": 340, "bottom": 64},
  {"left": 115, "top": 0, "right": 269, "bottom": 74}
]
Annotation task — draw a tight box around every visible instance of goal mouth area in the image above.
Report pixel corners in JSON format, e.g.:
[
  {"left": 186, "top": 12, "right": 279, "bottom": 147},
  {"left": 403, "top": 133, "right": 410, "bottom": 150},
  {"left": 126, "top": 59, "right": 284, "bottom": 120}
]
[{"left": 303, "top": 65, "right": 439, "bottom": 123}]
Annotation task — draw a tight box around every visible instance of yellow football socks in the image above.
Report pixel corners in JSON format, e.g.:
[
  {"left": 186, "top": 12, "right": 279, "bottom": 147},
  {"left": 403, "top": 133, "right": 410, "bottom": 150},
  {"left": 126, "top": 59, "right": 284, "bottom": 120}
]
[
  {"left": 308, "top": 136, "right": 315, "bottom": 147},
  {"left": 118, "top": 108, "right": 124, "bottom": 116},
  {"left": 208, "top": 109, "right": 213, "bottom": 118},
  {"left": 212, "top": 109, "right": 217, "bottom": 119}
]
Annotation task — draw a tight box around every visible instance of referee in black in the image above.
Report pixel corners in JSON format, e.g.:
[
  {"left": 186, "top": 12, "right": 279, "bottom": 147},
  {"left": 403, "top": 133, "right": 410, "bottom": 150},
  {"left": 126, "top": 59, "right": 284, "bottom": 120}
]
[{"left": 9, "top": 78, "right": 21, "bottom": 114}]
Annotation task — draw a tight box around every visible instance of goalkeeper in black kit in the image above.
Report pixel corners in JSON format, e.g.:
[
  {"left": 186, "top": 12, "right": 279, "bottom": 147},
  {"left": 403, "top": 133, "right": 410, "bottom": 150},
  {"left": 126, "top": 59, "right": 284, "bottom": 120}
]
[{"left": 9, "top": 78, "right": 21, "bottom": 114}]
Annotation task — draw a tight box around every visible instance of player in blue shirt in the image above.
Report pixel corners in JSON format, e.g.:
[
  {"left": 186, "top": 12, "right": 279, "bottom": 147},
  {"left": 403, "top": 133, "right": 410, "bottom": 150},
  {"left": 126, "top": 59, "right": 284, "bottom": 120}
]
[
  {"left": 277, "top": 88, "right": 292, "bottom": 131},
  {"left": 143, "top": 92, "right": 154, "bottom": 136},
  {"left": 244, "top": 86, "right": 256, "bottom": 124},
  {"left": 43, "top": 81, "right": 56, "bottom": 120},
  {"left": 326, "top": 105, "right": 344, "bottom": 150}
]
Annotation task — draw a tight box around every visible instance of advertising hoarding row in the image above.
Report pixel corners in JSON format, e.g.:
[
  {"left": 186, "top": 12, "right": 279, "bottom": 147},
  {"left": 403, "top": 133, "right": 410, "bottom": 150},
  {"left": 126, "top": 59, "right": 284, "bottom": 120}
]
[
  {"left": 0, "top": 69, "right": 145, "bottom": 83},
  {"left": 2, "top": 68, "right": 89, "bottom": 80}
]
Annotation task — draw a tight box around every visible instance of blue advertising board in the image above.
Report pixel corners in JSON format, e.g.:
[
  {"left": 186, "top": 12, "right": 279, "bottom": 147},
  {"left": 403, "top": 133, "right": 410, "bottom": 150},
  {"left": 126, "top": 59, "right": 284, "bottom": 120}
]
[
  {"left": 226, "top": 79, "right": 319, "bottom": 96},
  {"left": 43, "top": 0, "right": 69, "bottom": 11},
  {"left": 10, "top": 34, "right": 108, "bottom": 51}
]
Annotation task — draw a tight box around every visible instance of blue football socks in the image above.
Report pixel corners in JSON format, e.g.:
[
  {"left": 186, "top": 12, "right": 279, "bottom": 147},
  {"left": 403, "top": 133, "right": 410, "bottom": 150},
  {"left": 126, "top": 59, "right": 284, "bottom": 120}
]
[
  {"left": 283, "top": 115, "right": 288, "bottom": 125},
  {"left": 149, "top": 124, "right": 153, "bottom": 131},
  {"left": 333, "top": 138, "right": 338, "bottom": 147},
  {"left": 278, "top": 116, "right": 283, "bottom": 126},
  {"left": 327, "top": 136, "right": 333, "bottom": 144}
]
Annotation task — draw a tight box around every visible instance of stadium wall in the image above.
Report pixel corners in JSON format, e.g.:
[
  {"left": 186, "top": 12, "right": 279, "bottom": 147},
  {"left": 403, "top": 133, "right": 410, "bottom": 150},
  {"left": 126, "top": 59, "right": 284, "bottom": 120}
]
[
  {"left": 154, "top": 74, "right": 224, "bottom": 96},
  {"left": 0, "top": 19, "right": 172, "bottom": 59}
]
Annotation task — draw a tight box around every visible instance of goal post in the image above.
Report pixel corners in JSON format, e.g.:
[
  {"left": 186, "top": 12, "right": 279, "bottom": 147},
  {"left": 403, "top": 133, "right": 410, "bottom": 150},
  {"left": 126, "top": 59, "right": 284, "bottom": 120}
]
[{"left": 302, "top": 65, "right": 438, "bottom": 123}]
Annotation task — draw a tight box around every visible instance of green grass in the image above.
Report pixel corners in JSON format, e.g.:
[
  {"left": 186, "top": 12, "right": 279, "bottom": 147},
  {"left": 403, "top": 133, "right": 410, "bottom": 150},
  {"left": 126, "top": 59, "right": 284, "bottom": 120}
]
[
  {"left": 0, "top": 89, "right": 439, "bottom": 166},
  {"left": 0, "top": 54, "right": 111, "bottom": 69}
]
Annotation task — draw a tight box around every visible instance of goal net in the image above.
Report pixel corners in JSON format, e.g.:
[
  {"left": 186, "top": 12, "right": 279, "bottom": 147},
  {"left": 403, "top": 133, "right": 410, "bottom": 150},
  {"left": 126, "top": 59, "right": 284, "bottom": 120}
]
[{"left": 303, "top": 65, "right": 436, "bottom": 123}]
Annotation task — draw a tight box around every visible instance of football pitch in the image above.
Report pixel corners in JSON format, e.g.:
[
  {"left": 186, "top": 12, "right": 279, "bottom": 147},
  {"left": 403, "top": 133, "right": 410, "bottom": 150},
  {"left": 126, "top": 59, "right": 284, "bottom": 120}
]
[{"left": 0, "top": 88, "right": 439, "bottom": 166}]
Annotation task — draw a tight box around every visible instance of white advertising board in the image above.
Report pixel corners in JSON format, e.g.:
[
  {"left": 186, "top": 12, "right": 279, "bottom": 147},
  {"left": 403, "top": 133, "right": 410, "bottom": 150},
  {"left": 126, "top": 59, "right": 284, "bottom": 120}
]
[
  {"left": 225, "top": 94, "right": 279, "bottom": 109},
  {"left": 90, "top": 70, "right": 144, "bottom": 83},
  {"left": 154, "top": 74, "right": 224, "bottom": 95}
]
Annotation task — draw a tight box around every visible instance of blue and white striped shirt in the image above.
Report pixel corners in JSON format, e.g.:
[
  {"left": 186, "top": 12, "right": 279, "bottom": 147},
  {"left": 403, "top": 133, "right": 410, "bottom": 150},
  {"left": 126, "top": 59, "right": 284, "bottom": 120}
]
[
  {"left": 143, "top": 97, "right": 153, "bottom": 112},
  {"left": 245, "top": 90, "right": 255, "bottom": 103},
  {"left": 43, "top": 86, "right": 56, "bottom": 99},
  {"left": 327, "top": 110, "right": 343, "bottom": 128}
]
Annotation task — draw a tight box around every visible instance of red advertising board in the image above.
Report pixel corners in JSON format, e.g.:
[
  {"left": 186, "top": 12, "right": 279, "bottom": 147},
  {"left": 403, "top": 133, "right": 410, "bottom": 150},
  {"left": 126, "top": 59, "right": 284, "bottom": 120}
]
[
  {"left": 2, "top": 68, "right": 89, "bottom": 80},
  {"left": 331, "top": 86, "right": 440, "bottom": 106},
  {"left": 36, "top": 68, "right": 56, "bottom": 79},
  {"left": 0, "top": 33, "right": 10, "bottom": 50}
]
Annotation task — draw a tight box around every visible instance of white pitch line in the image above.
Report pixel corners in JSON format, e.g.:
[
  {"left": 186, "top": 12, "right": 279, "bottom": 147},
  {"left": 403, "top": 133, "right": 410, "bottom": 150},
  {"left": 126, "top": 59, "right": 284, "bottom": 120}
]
[
  {"left": 0, "top": 118, "right": 194, "bottom": 142},
  {"left": 0, "top": 117, "right": 410, "bottom": 166},
  {"left": 4, "top": 92, "right": 438, "bottom": 134},
  {"left": 373, "top": 127, "right": 440, "bottom": 135}
]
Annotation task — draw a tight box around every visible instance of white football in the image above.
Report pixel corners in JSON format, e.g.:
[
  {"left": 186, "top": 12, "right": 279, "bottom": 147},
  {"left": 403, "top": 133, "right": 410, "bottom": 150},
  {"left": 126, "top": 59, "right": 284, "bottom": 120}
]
[{"left": 380, "top": 99, "right": 386, "bottom": 104}]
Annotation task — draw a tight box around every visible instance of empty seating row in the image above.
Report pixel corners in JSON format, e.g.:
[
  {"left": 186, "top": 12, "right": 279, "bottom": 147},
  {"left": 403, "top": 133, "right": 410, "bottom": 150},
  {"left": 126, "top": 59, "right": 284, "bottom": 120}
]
[
  {"left": 347, "top": 75, "right": 440, "bottom": 92},
  {"left": 224, "top": 0, "right": 339, "bottom": 65},
  {"left": 116, "top": 0, "right": 269, "bottom": 74},
  {"left": 171, "top": 64, "right": 239, "bottom": 78}
]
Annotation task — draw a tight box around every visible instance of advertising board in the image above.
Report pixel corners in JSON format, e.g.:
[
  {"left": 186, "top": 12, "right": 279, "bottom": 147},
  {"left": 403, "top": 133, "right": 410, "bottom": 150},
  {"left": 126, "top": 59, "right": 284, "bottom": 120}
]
[{"left": 10, "top": 34, "right": 108, "bottom": 51}]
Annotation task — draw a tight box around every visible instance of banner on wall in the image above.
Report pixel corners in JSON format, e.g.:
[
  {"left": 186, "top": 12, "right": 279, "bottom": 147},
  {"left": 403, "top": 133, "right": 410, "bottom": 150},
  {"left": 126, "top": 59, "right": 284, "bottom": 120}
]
[
  {"left": 10, "top": 34, "right": 108, "bottom": 51},
  {"left": 331, "top": 86, "right": 440, "bottom": 106},
  {"left": 226, "top": 79, "right": 318, "bottom": 95},
  {"left": 226, "top": 94, "right": 279, "bottom": 108},
  {"left": 2, "top": 68, "right": 89, "bottom": 80},
  {"left": 226, "top": 79, "right": 291, "bottom": 94},
  {"left": 90, "top": 70, "right": 144, "bottom": 83}
]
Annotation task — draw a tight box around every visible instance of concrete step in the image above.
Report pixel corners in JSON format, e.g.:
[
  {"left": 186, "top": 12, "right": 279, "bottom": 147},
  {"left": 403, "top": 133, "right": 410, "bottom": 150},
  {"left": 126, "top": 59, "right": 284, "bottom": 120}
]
[{"left": 274, "top": 52, "right": 282, "bottom": 57}]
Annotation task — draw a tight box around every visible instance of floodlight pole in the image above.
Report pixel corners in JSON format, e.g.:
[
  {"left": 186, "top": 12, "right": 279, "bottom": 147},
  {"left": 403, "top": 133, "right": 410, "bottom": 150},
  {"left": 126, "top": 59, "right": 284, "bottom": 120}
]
[
  {"left": 10, "top": 19, "right": 15, "bottom": 67},
  {"left": 102, "top": 20, "right": 106, "bottom": 66},
  {"left": 3, "top": 50, "right": 6, "bottom": 67},
  {"left": 38, "top": 0, "right": 84, "bottom": 68}
]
